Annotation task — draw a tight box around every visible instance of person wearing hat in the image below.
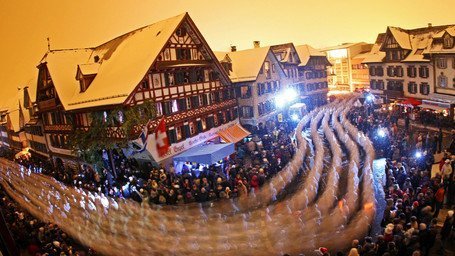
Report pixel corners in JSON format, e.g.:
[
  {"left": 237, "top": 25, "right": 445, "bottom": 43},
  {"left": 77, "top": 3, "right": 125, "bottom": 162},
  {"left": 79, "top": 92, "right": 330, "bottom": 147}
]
[
  {"left": 441, "top": 159, "right": 453, "bottom": 183},
  {"left": 314, "top": 247, "right": 329, "bottom": 256},
  {"left": 384, "top": 223, "right": 395, "bottom": 242}
]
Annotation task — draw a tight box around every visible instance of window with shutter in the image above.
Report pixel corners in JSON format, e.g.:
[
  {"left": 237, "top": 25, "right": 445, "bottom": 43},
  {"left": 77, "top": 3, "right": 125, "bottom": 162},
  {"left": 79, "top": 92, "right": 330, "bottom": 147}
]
[
  {"left": 369, "top": 66, "right": 376, "bottom": 76},
  {"left": 376, "top": 67, "right": 383, "bottom": 76},
  {"left": 370, "top": 80, "right": 376, "bottom": 90}
]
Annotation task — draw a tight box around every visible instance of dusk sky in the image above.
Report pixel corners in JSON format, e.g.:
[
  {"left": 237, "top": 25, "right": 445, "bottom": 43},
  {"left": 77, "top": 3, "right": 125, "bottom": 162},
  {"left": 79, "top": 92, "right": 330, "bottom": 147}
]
[{"left": 1, "top": 0, "right": 455, "bottom": 103}]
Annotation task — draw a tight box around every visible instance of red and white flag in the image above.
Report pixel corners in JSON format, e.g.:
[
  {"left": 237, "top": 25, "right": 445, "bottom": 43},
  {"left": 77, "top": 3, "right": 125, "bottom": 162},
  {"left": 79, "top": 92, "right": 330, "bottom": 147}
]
[{"left": 155, "top": 117, "right": 170, "bottom": 157}]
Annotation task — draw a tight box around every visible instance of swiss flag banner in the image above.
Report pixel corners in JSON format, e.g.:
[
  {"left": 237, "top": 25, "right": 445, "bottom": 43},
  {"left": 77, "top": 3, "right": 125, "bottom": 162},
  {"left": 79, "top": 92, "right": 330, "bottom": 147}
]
[{"left": 155, "top": 117, "right": 170, "bottom": 157}]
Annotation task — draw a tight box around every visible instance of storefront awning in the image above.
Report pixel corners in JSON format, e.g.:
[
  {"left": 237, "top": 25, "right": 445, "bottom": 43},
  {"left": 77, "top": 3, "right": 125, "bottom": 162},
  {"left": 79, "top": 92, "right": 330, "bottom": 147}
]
[
  {"left": 397, "top": 97, "right": 422, "bottom": 108},
  {"left": 217, "top": 124, "right": 250, "bottom": 143},
  {"left": 418, "top": 103, "right": 447, "bottom": 111},
  {"left": 173, "top": 143, "right": 235, "bottom": 165}
]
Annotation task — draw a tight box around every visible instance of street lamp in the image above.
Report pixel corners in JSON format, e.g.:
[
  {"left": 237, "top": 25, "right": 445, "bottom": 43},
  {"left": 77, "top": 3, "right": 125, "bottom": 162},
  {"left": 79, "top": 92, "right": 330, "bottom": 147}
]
[{"left": 275, "top": 88, "right": 297, "bottom": 109}]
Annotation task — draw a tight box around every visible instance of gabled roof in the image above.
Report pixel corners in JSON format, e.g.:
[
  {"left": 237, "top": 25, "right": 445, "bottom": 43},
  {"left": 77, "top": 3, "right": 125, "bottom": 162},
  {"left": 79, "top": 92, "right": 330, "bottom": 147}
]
[
  {"left": 295, "top": 44, "right": 326, "bottom": 66},
  {"left": 388, "top": 27, "right": 412, "bottom": 50},
  {"left": 214, "top": 46, "right": 274, "bottom": 83},
  {"left": 433, "top": 25, "right": 455, "bottom": 38},
  {"left": 39, "top": 13, "right": 194, "bottom": 111},
  {"left": 426, "top": 25, "right": 455, "bottom": 54},
  {"left": 362, "top": 34, "right": 386, "bottom": 64},
  {"left": 270, "top": 43, "right": 301, "bottom": 64},
  {"left": 1, "top": 89, "right": 30, "bottom": 132}
]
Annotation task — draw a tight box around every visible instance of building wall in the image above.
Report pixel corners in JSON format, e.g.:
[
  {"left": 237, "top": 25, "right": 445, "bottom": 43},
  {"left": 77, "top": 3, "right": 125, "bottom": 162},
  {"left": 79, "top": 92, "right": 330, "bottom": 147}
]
[
  {"left": 368, "top": 62, "right": 434, "bottom": 100},
  {"left": 433, "top": 55, "right": 455, "bottom": 95},
  {"left": 238, "top": 51, "right": 285, "bottom": 127},
  {"left": 326, "top": 48, "right": 350, "bottom": 91},
  {"left": 351, "top": 58, "right": 369, "bottom": 90}
]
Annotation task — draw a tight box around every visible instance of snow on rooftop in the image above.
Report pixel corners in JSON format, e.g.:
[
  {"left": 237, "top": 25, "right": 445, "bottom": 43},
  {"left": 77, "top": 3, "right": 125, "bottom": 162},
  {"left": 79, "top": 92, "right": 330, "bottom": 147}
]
[
  {"left": 41, "top": 13, "right": 187, "bottom": 111},
  {"left": 215, "top": 46, "right": 271, "bottom": 83},
  {"left": 295, "top": 44, "right": 326, "bottom": 66}
]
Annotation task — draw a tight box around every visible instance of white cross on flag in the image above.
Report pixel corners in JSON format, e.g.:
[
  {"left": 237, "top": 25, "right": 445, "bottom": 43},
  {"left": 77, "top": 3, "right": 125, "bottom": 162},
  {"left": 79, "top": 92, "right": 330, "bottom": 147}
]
[{"left": 155, "top": 117, "right": 170, "bottom": 157}]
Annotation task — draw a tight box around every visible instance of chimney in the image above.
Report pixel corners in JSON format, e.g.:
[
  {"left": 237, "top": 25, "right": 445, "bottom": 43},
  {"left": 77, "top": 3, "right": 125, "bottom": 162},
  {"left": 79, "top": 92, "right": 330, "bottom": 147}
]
[
  {"left": 253, "top": 41, "right": 260, "bottom": 48},
  {"left": 428, "top": 23, "right": 432, "bottom": 28},
  {"left": 230, "top": 45, "right": 237, "bottom": 52}
]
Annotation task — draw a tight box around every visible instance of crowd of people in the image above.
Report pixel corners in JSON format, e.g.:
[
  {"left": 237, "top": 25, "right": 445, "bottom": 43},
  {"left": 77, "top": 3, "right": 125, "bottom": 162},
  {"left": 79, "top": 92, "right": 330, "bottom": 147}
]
[
  {"left": 345, "top": 103, "right": 455, "bottom": 256},
  {"left": 12, "top": 121, "right": 295, "bottom": 206},
  {"left": 0, "top": 188, "right": 96, "bottom": 256},
  {"left": 1, "top": 100, "right": 454, "bottom": 255}
]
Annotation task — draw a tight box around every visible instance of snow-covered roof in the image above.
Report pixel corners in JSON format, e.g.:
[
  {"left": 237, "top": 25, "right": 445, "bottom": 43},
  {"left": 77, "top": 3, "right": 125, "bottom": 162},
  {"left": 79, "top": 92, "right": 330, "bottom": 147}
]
[
  {"left": 41, "top": 13, "right": 187, "bottom": 111},
  {"left": 295, "top": 44, "right": 326, "bottom": 66},
  {"left": 433, "top": 25, "right": 455, "bottom": 38},
  {"left": 425, "top": 25, "right": 455, "bottom": 54},
  {"left": 214, "top": 46, "right": 271, "bottom": 83},
  {"left": 77, "top": 63, "right": 100, "bottom": 76},
  {"left": 388, "top": 27, "right": 412, "bottom": 50},
  {"left": 362, "top": 34, "right": 386, "bottom": 64},
  {"left": 0, "top": 89, "right": 30, "bottom": 132},
  {"left": 402, "top": 33, "right": 433, "bottom": 62},
  {"left": 366, "top": 25, "right": 455, "bottom": 63}
]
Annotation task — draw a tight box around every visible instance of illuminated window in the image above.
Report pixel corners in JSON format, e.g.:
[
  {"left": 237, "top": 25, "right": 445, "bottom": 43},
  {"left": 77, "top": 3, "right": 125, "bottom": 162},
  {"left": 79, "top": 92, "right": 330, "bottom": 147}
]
[
  {"left": 438, "top": 72, "right": 448, "bottom": 87},
  {"left": 201, "top": 118, "right": 207, "bottom": 130},
  {"left": 171, "top": 100, "right": 178, "bottom": 113},
  {"left": 117, "top": 111, "right": 124, "bottom": 124},
  {"left": 176, "top": 125, "right": 183, "bottom": 141},
  {"left": 156, "top": 103, "right": 163, "bottom": 116},
  {"left": 189, "top": 121, "right": 197, "bottom": 135}
]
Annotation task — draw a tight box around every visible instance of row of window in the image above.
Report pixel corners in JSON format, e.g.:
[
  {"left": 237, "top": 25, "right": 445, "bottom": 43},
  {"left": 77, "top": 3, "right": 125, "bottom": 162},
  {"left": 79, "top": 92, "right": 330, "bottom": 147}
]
[
  {"left": 141, "top": 68, "right": 219, "bottom": 90},
  {"left": 49, "top": 134, "right": 69, "bottom": 149},
  {"left": 167, "top": 108, "right": 238, "bottom": 143},
  {"left": 157, "top": 46, "right": 203, "bottom": 62},
  {"left": 257, "top": 81, "right": 280, "bottom": 96},
  {"left": 371, "top": 80, "right": 430, "bottom": 95},
  {"left": 44, "top": 111, "right": 68, "bottom": 126},
  {"left": 304, "top": 70, "right": 327, "bottom": 80},
  {"left": 157, "top": 90, "right": 235, "bottom": 116},
  {"left": 407, "top": 82, "right": 430, "bottom": 95},
  {"left": 294, "top": 82, "right": 328, "bottom": 93},
  {"left": 352, "top": 64, "right": 368, "bottom": 70},
  {"left": 369, "top": 65, "right": 429, "bottom": 78}
]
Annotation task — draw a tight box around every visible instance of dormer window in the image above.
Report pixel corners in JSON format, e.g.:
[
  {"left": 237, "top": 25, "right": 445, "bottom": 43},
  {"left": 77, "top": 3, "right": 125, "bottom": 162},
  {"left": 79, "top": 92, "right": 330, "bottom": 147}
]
[
  {"left": 221, "top": 62, "right": 232, "bottom": 73},
  {"left": 443, "top": 33, "right": 454, "bottom": 49},
  {"left": 76, "top": 63, "right": 99, "bottom": 92}
]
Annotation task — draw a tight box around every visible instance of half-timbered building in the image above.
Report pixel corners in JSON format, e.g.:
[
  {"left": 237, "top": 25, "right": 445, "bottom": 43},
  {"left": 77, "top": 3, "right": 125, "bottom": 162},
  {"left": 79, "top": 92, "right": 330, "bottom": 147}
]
[
  {"left": 35, "top": 13, "right": 240, "bottom": 165},
  {"left": 364, "top": 24, "right": 455, "bottom": 119}
]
